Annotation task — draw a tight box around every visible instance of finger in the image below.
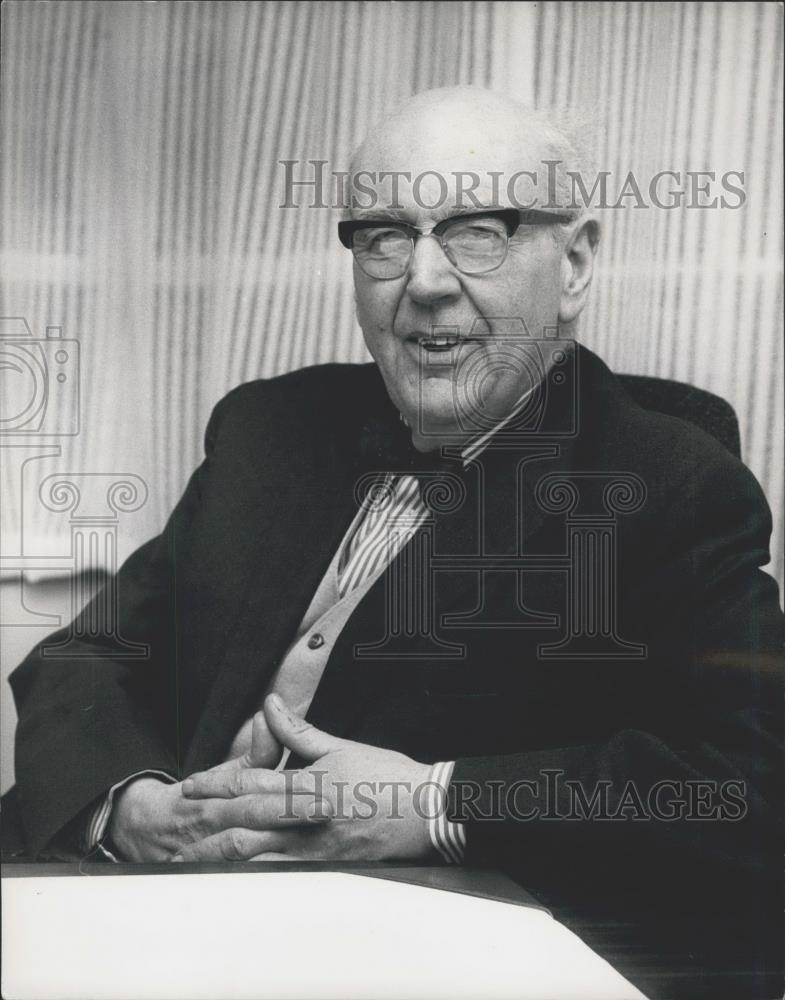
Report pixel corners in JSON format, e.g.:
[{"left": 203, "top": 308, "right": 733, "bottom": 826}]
[
  {"left": 247, "top": 852, "right": 295, "bottom": 861},
  {"left": 264, "top": 693, "right": 352, "bottom": 762},
  {"left": 249, "top": 711, "right": 276, "bottom": 767},
  {"left": 184, "top": 757, "right": 248, "bottom": 781},
  {"left": 172, "top": 829, "right": 286, "bottom": 863},
  {"left": 187, "top": 713, "right": 273, "bottom": 780},
  {"left": 182, "top": 767, "right": 290, "bottom": 799},
  {"left": 183, "top": 767, "right": 321, "bottom": 801},
  {"left": 188, "top": 712, "right": 280, "bottom": 774},
  {"left": 218, "top": 792, "right": 332, "bottom": 831}
]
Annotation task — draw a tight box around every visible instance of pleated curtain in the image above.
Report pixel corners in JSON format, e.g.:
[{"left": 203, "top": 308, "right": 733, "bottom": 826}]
[{"left": 1, "top": 1, "right": 782, "bottom": 593}]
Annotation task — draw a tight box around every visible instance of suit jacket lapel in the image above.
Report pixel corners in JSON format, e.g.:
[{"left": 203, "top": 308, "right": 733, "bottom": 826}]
[
  {"left": 184, "top": 417, "right": 360, "bottom": 772},
  {"left": 184, "top": 365, "right": 416, "bottom": 771}
]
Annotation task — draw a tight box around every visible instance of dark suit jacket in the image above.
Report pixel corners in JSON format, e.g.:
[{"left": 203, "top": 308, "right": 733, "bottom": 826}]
[{"left": 9, "top": 345, "right": 783, "bottom": 995}]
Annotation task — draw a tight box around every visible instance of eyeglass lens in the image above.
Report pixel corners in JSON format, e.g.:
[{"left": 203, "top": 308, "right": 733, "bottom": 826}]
[{"left": 353, "top": 215, "right": 509, "bottom": 278}]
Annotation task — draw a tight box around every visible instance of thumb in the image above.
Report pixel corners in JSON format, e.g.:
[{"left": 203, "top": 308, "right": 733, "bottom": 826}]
[
  {"left": 264, "top": 693, "right": 349, "bottom": 763},
  {"left": 248, "top": 711, "right": 278, "bottom": 768}
]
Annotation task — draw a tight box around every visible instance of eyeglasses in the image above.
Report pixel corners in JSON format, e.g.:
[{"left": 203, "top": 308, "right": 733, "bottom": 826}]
[{"left": 337, "top": 208, "right": 575, "bottom": 280}]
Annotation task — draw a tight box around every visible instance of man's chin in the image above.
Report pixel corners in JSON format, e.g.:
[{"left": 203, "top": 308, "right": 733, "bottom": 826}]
[{"left": 408, "top": 413, "right": 466, "bottom": 452}]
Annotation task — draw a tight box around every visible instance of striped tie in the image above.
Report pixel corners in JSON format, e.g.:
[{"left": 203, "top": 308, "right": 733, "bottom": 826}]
[{"left": 336, "top": 473, "right": 429, "bottom": 598}]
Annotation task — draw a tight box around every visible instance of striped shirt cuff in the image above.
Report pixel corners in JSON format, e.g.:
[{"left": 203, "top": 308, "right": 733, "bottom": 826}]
[
  {"left": 427, "top": 761, "right": 466, "bottom": 864},
  {"left": 83, "top": 770, "right": 176, "bottom": 861}
]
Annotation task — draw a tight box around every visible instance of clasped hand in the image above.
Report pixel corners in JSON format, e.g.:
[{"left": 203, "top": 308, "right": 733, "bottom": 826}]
[{"left": 109, "top": 694, "right": 436, "bottom": 863}]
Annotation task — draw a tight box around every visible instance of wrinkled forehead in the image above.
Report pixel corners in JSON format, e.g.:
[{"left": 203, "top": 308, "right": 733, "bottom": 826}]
[{"left": 348, "top": 109, "right": 550, "bottom": 222}]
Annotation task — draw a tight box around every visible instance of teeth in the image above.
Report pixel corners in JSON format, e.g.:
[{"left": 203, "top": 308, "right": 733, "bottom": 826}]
[{"left": 422, "top": 336, "right": 459, "bottom": 347}]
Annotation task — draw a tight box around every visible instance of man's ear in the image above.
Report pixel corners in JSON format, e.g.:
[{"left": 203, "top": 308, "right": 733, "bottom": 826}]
[{"left": 558, "top": 216, "right": 600, "bottom": 324}]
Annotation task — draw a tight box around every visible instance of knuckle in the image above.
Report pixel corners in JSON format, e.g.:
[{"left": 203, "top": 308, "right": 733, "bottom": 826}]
[
  {"left": 230, "top": 771, "right": 247, "bottom": 797},
  {"left": 173, "top": 811, "right": 192, "bottom": 842},
  {"left": 242, "top": 796, "right": 263, "bottom": 829},
  {"left": 186, "top": 803, "right": 207, "bottom": 839},
  {"left": 225, "top": 828, "right": 247, "bottom": 861},
  {"left": 192, "top": 775, "right": 209, "bottom": 795}
]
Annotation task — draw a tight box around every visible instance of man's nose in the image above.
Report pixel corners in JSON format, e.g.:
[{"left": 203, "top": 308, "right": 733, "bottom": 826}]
[{"left": 405, "top": 235, "right": 462, "bottom": 306}]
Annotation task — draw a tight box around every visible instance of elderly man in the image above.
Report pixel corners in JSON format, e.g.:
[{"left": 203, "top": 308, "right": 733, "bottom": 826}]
[{"left": 9, "top": 87, "right": 783, "bottom": 994}]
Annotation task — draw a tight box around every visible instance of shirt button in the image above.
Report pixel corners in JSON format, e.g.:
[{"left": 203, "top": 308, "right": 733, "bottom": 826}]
[{"left": 307, "top": 632, "right": 325, "bottom": 650}]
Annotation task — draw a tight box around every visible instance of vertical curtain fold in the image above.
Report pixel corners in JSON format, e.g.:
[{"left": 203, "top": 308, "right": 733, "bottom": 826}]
[{"left": 1, "top": 1, "right": 781, "bottom": 593}]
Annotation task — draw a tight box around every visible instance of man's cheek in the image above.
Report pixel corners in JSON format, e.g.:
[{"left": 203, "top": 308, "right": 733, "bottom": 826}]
[{"left": 356, "top": 296, "right": 394, "bottom": 342}]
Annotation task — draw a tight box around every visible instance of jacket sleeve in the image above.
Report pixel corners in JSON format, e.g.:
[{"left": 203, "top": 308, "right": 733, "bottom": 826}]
[
  {"left": 446, "top": 453, "right": 784, "bottom": 882},
  {"left": 9, "top": 395, "right": 231, "bottom": 859}
]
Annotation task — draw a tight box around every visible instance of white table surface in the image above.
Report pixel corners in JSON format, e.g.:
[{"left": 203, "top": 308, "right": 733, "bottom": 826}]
[{"left": 2, "top": 869, "right": 647, "bottom": 999}]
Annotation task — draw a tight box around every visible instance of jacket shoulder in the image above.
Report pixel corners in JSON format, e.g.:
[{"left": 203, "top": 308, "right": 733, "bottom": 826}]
[
  {"left": 215, "top": 363, "right": 379, "bottom": 414},
  {"left": 205, "top": 363, "right": 382, "bottom": 446},
  {"left": 576, "top": 348, "right": 770, "bottom": 535},
  {"left": 581, "top": 348, "right": 745, "bottom": 483}
]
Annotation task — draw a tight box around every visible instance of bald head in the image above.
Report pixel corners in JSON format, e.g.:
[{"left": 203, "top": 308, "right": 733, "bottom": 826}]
[{"left": 347, "top": 86, "right": 585, "bottom": 220}]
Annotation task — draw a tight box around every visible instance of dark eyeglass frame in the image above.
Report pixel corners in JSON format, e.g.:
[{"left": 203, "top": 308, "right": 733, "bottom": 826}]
[{"left": 337, "top": 207, "right": 576, "bottom": 279}]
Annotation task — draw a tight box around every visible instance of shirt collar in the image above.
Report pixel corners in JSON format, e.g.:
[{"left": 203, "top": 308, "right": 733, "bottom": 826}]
[
  {"left": 459, "top": 382, "right": 539, "bottom": 465},
  {"left": 398, "top": 380, "right": 539, "bottom": 469}
]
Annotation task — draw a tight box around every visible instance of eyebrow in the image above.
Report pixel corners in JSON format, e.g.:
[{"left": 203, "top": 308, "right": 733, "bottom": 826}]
[
  {"left": 350, "top": 207, "right": 506, "bottom": 225},
  {"left": 349, "top": 208, "right": 414, "bottom": 226},
  {"left": 350, "top": 208, "right": 412, "bottom": 223}
]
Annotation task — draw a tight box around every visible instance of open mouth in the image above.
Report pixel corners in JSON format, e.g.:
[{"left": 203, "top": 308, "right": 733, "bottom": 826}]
[
  {"left": 420, "top": 335, "right": 460, "bottom": 352},
  {"left": 411, "top": 334, "right": 479, "bottom": 355}
]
